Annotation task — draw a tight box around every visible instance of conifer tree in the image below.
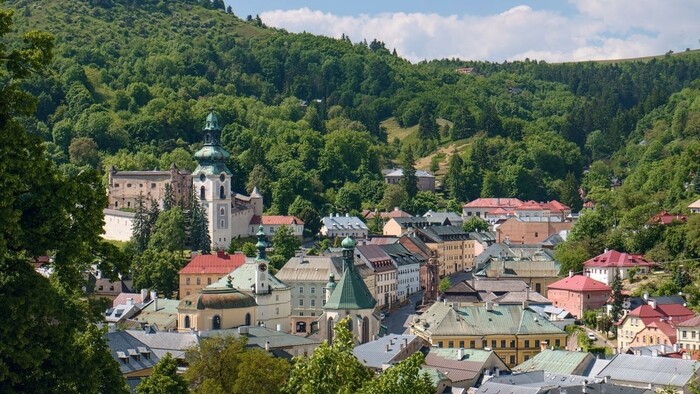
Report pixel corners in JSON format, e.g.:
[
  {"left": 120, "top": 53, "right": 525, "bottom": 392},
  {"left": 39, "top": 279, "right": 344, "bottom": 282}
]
[
  {"left": 189, "top": 189, "right": 211, "bottom": 253},
  {"left": 163, "top": 183, "right": 175, "bottom": 211},
  {"left": 131, "top": 192, "right": 151, "bottom": 253},
  {"left": 610, "top": 273, "right": 623, "bottom": 335},
  {"left": 444, "top": 151, "right": 467, "bottom": 201},
  {"left": 400, "top": 145, "right": 418, "bottom": 199},
  {"left": 147, "top": 198, "right": 160, "bottom": 234}
]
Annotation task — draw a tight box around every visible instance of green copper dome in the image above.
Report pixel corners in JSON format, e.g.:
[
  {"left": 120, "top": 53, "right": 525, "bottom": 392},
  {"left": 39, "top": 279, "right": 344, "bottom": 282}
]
[
  {"left": 341, "top": 236, "right": 355, "bottom": 249},
  {"left": 193, "top": 109, "right": 233, "bottom": 176}
]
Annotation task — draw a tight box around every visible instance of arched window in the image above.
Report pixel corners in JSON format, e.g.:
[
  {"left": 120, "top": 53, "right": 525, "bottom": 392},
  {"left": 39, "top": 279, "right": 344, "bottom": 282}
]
[
  {"left": 327, "top": 317, "right": 334, "bottom": 345},
  {"left": 362, "top": 317, "right": 370, "bottom": 344},
  {"left": 184, "top": 315, "right": 190, "bottom": 329},
  {"left": 200, "top": 186, "right": 206, "bottom": 200},
  {"left": 219, "top": 185, "right": 225, "bottom": 199},
  {"left": 245, "top": 313, "right": 251, "bottom": 326},
  {"left": 212, "top": 315, "right": 221, "bottom": 330}
]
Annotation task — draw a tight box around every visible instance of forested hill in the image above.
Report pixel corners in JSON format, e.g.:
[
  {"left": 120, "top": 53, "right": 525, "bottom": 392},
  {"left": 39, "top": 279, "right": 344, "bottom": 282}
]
[{"left": 6, "top": 0, "right": 700, "bottom": 222}]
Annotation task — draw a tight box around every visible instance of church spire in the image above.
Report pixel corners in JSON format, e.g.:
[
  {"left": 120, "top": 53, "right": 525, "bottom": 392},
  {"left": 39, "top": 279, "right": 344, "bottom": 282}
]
[
  {"left": 255, "top": 225, "right": 267, "bottom": 260},
  {"left": 193, "top": 108, "right": 232, "bottom": 176}
]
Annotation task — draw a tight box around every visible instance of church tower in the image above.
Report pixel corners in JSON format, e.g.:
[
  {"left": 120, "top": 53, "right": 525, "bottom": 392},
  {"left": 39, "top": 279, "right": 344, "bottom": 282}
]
[
  {"left": 322, "top": 236, "right": 380, "bottom": 345},
  {"left": 192, "top": 109, "right": 233, "bottom": 250}
]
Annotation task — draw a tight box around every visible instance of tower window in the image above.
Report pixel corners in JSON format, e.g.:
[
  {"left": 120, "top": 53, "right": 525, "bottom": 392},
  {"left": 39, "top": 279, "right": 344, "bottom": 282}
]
[
  {"left": 200, "top": 186, "right": 205, "bottom": 200},
  {"left": 220, "top": 185, "right": 225, "bottom": 199}
]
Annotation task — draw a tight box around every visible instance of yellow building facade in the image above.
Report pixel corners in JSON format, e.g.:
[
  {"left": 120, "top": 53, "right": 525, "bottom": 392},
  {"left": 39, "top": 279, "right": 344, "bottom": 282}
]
[{"left": 410, "top": 302, "right": 567, "bottom": 367}]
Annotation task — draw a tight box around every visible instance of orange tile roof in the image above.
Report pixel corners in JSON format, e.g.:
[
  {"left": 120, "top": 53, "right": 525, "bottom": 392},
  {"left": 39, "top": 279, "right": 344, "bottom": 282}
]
[
  {"left": 250, "top": 215, "right": 304, "bottom": 225},
  {"left": 463, "top": 198, "right": 523, "bottom": 209},
  {"left": 515, "top": 200, "right": 545, "bottom": 211},
  {"left": 179, "top": 252, "right": 246, "bottom": 275}
]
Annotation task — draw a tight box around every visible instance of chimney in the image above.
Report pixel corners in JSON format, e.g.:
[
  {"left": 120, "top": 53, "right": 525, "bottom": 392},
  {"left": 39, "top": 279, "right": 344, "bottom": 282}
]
[
  {"left": 264, "top": 341, "right": 270, "bottom": 351},
  {"left": 404, "top": 338, "right": 408, "bottom": 347},
  {"left": 386, "top": 344, "right": 390, "bottom": 352},
  {"left": 276, "top": 324, "right": 282, "bottom": 332},
  {"left": 150, "top": 291, "right": 158, "bottom": 310},
  {"left": 604, "top": 376, "right": 610, "bottom": 384},
  {"left": 522, "top": 300, "right": 529, "bottom": 309},
  {"left": 141, "top": 288, "right": 148, "bottom": 301},
  {"left": 486, "top": 301, "right": 493, "bottom": 311},
  {"left": 649, "top": 299, "right": 657, "bottom": 309},
  {"left": 643, "top": 292, "right": 649, "bottom": 301},
  {"left": 457, "top": 348, "right": 464, "bottom": 360},
  {"left": 569, "top": 270, "right": 574, "bottom": 278},
  {"left": 651, "top": 349, "right": 659, "bottom": 357},
  {"left": 494, "top": 367, "right": 500, "bottom": 377},
  {"left": 345, "top": 213, "right": 349, "bottom": 217},
  {"left": 540, "top": 341, "right": 548, "bottom": 352},
  {"left": 126, "top": 298, "right": 134, "bottom": 306},
  {"left": 673, "top": 343, "right": 679, "bottom": 352},
  {"left": 217, "top": 250, "right": 226, "bottom": 258}
]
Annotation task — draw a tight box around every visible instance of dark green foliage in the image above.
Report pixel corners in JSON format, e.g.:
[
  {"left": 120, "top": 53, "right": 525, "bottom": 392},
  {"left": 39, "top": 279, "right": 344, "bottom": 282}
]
[
  {"left": 271, "top": 225, "right": 301, "bottom": 261},
  {"left": 462, "top": 216, "right": 489, "bottom": 233},
  {"left": 136, "top": 353, "right": 188, "bottom": 394},
  {"left": 610, "top": 274, "right": 623, "bottom": 333},
  {"left": 131, "top": 192, "right": 151, "bottom": 253},
  {"left": 188, "top": 194, "right": 211, "bottom": 253},
  {"left": 399, "top": 145, "right": 418, "bottom": 199}
]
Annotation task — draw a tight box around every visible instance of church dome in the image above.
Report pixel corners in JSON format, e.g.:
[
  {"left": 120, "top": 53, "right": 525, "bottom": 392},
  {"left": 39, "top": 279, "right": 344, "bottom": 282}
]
[
  {"left": 341, "top": 236, "right": 356, "bottom": 249},
  {"left": 178, "top": 287, "right": 257, "bottom": 311}
]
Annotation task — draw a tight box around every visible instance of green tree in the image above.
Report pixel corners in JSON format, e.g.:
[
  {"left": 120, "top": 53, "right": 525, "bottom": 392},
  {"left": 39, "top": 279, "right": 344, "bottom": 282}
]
[
  {"left": 288, "top": 196, "right": 321, "bottom": 238},
  {"left": 241, "top": 242, "right": 257, "bottom": 257},
  {"left": 163, "top": 183, "right": 175, "bottom": 211},
  {"left": 554, "top": 241, "right": 591, "bottom": 276},
  {"left": 133, "top": 249, "right": 187, "bottom": 297},
  {"left": 132, "top": 192, "right": 152, "bottom": 253},
  {"left": 450, "top": 106, "right": 476, "bottom": 141},
  {"left": 418, "top": 108, "right": 439, "bottom": 141},
  {"left": 399, "top": 145, "right": 418, "bottom": 199},
  {"left": 0, "top": 7, "right": 127, "bottom": 391},
  {"left": 272, "top": 225, "right": 301, "bottom": 260},
  {"left": 439, "top": 277, "right": 451, "bottom": 294},
  {"left": 68, "top": 136, "right": 100, "bottom": 166},
  {"left": 148, "top": 206, "right": 186, "bottom": 253},
  {"left": 188, "top": 190, "right": 211, "bottom": 253},
  {"left": 284, "top": 317, "right": 373, "bottom": 394},
  {"left": 335, "top": 182, "right": 362, "bottom": 213},
  {"left": 136, "top": 353, "right": 188, "bottom": 394},
  {"left": 582, "top": 310, "right": 597, "bottom": 328},
  {"left": 186, "top": 335, "right": 290, "bottom": 394},
  {"left": 462, "top": 216, "right": 488, "bottom": 233},
  {"left": 359, "top": 352, "right": 434, "bottom": 394},
  {"left": 610, "top": 273, "right": 623, "bottom": 334},
  {"left": 444, "top": 151, "right": 468, "bottom": 201},
  {"left": 381, "top": 184, "right": 408, "bottom": 211}
]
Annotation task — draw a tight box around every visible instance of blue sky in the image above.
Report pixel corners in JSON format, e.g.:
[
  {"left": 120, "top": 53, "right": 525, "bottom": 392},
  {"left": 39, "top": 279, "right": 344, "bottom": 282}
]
[{"left": 223, "top": 1, "right": 700, "bottom": 62}]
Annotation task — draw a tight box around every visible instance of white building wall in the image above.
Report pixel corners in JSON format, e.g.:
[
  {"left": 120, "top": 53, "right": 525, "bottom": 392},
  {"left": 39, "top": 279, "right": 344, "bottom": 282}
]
[
  {"left": 396, "top": 262, "right": 420, "bottom": 301},
  {"left": 103, "top": 210, "right": 135, "bottom": 242}
]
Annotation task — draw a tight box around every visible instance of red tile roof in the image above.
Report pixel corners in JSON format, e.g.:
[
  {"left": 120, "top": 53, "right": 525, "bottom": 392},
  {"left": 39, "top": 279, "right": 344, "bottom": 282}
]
[
  {"left": 656, "top": 304, "right": 695, "bottom": 322},
  {"left": 250, "top": 215, "right": 304, "bottom": 225},
  {"left": 515, "top": 200, "right": 546, "bottom": 211},
  {"left": 677, "top": 314, "right": 700, "bottom": 327},
  {"left": 649, "top": 211, "right": 688, "bottom": 225},
  {"left": 583, "top": 250, "right": 655, "bottom": 268},
  {"left": 547, "top": 275, "right": 611, "bottom": 292},
  {"left": 112, "top": 292, "right": 145, "bottom": 308},
  {"left": 179, "top": 252, "right": 246, "bottom": 275},
  {"left": 541, "top": 200, "right": 571, "bottom": 213},
  {"left": 463, "top": 198, "right": 523, "bottom": 209}
]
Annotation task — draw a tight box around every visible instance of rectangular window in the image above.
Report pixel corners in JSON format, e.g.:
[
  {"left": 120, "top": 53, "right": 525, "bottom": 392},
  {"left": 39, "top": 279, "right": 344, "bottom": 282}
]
[
  {"left": 501, "top": 340, "right": 506, "bottom": 348},
  {"left": 114, "top": 183, "right": 119, "bottom": 187},
  {"left": 535, "top": 340, "right": 540, "bottom": 348},
  {"left": 509, "top": 355, "right": 516, "bottom": 365},
  {"left": 311, "top": 299, "right": 315, "bottom": 307},
  {"left": 299, "top": 299, "right": 303, "bottom": 307},
  {"left": 448, "top": 341, "right": 454, "bottom": 348},
  {"left": 459, "top": 341, "right": 465, "bottom": 348},
  {"left": 469, "top": 341, "right": 475, "bottom": 349},
  {"left": 510, "top": 340, "right": 516, "bottom": 348},
  {"left": 438, "top": 341, "right": 443, "bottom": 348},
  {"left": 555, "top": 339, "right": 561, "bottom": 347},
  {"left": 525, "top": 340, "right": 530, "bottom": 348},
  {"left": 299, "top": 286, "right": 304, "bottom": 294},
  {"left": 482, "top": 340, "right": 487, "bottom": 348},
  {"left": 151, "top": 183, "right": 156, "bottom": 188},
  {"left": 491, "top": 340, "right": 496, "bottom": 349},
  {"left": 310, "top": 287, "right": 315, "bottom": 294}
]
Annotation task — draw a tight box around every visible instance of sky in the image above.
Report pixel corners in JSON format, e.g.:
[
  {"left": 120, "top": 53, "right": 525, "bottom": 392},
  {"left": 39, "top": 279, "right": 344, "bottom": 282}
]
[{"left": 223, "top": 1, "right": 700, "bottom": 63}]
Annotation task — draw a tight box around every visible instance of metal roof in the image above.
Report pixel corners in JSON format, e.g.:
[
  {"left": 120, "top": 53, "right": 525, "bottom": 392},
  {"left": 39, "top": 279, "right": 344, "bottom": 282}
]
[
  {"left": 324, "top": 252, "right": 377, "bottom": 311},
  {"left": 595, "top": 353, "right": 700, "bottom": 387},
  {"left": 352, "top": 334, "right": 420, "bottom": 369},
  {"left": 513, "top": 349, "right": 595, "bottom": 375},
  {"left": 276, "top": 256, "right": 340, "bottom": 283}
]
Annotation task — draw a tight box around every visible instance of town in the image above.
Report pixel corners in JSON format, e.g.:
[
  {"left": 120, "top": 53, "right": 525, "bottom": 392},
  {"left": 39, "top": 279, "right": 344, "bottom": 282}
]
[{"left": 2, "top": 0, "right": 700, "bottom": 393}]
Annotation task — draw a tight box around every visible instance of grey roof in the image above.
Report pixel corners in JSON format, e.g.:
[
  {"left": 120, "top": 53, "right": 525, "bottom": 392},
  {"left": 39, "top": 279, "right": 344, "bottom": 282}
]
[
  {"left": 489, "top": 290, "right": 552, "bottom": 305},
  {"left": 489, "top": 370, "right": 589, "bottom": 387},
  {"left": 418, "top": 225, "right": 471, "bottom": 243},
  {"left": 125, "top": 329, "right": 199, "bottom": 360},
  {"left": 105, "top": 331, "right": 159, "bottom": 374},
  {"left": 476, "top": 250, "right": 559, "bottom": 279},
  {"left": 276, "top": 256, "right": 341, "bottom": 283},
  {"left": 423, "top": 210, "right": 463, "bottom": 225},
  {"left": 627, "top": 344, "right": 675, "bottom": 357},
  {"left": 472, "top": 278, "right": 530, "bottom": 294},
  {"left": 322, "top": 215, "right": 368, "bottom": 231},
  {"left": 199, "top": 326, "right": 321, "bottom": 350},
  {"left": 353, "top": 334, "right": 420, "bottom": 369},
  {"left": 475, "top": 243, "right": 553, "bottom": 270},
  {"left": 379, "top": 243, "right": 424, "bottom": 267},
  {"left": 104, "top": 208, "right": 136, "bottom": 218},
  {"left": 470, "top": 231, "right": 497, "bottom": 244},
  {"left": 385, "top": 168, "right": 435, "bottom": 178},
  {"left": 476, "top": 381, "right": 543, "bottom": 394},
  {"left": 128, "top": 299, "right": 180, "bottom": 330},
  {"left": 595, "top": 353, "right": 700, "bottom": 388},
  {"left": 514, "top": 350, "right": 596, "bottom": 375}
]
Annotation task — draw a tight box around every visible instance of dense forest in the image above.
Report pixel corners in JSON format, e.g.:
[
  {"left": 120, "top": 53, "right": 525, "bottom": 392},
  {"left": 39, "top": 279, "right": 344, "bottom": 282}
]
[{"left": 5, "top": 0, "right": 700, "bottom": 278}]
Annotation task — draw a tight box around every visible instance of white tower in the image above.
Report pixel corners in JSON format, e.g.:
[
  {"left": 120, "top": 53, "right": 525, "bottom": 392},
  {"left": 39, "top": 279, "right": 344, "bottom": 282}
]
[{"left": 192, "top": 109, "right": 233, "bottom": 250}]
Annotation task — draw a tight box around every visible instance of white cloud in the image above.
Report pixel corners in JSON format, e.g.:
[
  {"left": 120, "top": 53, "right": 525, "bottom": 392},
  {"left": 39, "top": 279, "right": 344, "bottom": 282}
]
[{"left": 259, "top": 2, "right": 700, "bottom": 62}]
